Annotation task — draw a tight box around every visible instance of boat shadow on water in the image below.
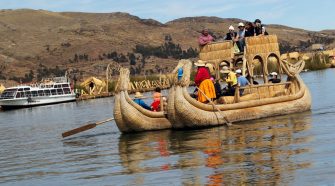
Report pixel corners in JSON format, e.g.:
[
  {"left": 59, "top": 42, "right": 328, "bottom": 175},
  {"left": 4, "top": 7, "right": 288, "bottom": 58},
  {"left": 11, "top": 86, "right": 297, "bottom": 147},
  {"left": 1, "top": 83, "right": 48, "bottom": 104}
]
[{"left": 118, "top": 111, "right": 313, "bottom": 185}]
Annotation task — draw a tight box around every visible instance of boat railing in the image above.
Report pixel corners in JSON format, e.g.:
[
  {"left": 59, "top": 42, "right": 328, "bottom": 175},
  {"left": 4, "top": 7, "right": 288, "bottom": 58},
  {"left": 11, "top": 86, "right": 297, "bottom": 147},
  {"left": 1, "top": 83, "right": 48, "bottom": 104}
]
[{"left": 233, "top": 81, "right": 292, "bottom": 103}]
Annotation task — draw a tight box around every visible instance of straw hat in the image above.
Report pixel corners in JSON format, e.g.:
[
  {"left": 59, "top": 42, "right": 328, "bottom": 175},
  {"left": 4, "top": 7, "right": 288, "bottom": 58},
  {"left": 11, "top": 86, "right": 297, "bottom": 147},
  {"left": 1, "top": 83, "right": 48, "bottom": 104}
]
[
  {"left": 220, "top": 61, "right": 229, "bottom": 66},
  {"left": 238, "top": 22, "right": 245, "bottom": 27},
  {"left": 194, "top": 60, "right": 206, "bottom": 67},
  {"left": 134, "top": 92, "right": 144, "bottom": 98},
  {"left": 205, "top": 63, "right": 215, "bottom": 73},
  {"left": 220, "top": 66, "right": 230, "bottom": 74},
  {"left": 228, "top": 25, "right": 234, "bottom": 31}
]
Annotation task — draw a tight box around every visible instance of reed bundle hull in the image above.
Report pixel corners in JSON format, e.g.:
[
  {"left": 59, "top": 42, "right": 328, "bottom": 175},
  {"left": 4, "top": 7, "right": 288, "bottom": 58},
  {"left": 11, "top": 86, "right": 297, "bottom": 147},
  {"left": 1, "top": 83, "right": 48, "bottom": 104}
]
[
  {"left": 113, "top": 68, "right": 171, "bottom": 133},
  {"left": 168, "top": 76, "right": 311, "bottom": 128}
]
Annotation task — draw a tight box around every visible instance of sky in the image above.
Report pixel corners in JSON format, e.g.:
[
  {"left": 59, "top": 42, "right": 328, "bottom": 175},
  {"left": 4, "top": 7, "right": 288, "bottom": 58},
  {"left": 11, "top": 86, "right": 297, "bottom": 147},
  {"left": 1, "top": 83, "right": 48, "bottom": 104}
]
[{"left": 0, "top": 0, "right": 333, "bottom": 31}]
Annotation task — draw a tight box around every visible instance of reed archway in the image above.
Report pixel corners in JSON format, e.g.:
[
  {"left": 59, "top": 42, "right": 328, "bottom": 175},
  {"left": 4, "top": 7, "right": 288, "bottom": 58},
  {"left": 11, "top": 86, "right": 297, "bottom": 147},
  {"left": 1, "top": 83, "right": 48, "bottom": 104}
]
[
  {"left": 267, "top": 53, "right": 281, "bottom": 82},
  {"left": 234, "top": 57, "right": 243, "bottom": 70},
  {"left": 252, "top": 55, "right": 266, "bottom": 83}
]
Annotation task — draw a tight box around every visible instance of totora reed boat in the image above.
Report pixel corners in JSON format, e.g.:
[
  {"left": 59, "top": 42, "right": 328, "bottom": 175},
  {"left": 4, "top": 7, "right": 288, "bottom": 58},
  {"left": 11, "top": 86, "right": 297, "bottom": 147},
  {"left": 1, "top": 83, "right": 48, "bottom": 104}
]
[
  {"left": 113, "top": 68, "right": 171, "bottom": 133},
  {"left": 113, "top": 35, "right": 311, "bottom": 132},
  {"left": 167, "top": 35, "right": 311, "bottom": 129}
]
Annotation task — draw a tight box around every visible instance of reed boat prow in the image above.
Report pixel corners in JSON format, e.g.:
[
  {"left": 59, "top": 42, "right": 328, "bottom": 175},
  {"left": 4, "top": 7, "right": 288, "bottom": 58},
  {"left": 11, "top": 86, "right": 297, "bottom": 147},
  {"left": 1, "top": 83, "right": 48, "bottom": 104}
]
[{"left": 113, "top": 68, "right": 171, "bottom": 133}]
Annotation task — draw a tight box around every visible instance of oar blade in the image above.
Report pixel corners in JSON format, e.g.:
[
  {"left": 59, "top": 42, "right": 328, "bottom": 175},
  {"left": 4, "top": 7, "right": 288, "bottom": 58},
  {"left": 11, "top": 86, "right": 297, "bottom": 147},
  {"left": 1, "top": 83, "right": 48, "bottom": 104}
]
[{"left": 62, "top": 123, "right": 96, "bottom": 138}]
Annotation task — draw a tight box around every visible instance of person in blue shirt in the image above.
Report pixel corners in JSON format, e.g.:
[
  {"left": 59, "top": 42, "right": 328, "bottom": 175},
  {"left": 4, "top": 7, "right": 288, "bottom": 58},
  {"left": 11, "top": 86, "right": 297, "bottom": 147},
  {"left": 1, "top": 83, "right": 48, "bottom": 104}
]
[
  {"left": 133, "top": 92, "right": 151, "bottom": 110},
  {"left": 236, "top": 69, "right": 250, "bottom": 95},
  {"left": 177, "top": 67, "right": 183, "bottom": 80}
]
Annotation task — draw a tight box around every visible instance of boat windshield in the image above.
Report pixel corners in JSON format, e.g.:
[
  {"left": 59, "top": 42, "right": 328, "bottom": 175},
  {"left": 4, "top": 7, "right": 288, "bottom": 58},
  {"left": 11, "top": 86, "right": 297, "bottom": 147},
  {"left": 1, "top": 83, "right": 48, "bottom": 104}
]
[{"left": 0, "top": 89, "right": 17, "bottom": 99}]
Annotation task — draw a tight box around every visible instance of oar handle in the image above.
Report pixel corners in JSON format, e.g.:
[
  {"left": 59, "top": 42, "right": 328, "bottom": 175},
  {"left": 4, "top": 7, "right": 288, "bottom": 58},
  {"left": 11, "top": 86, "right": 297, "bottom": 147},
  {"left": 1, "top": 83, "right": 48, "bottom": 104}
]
[
  {"left": 62, "top": 117, "right": 115, "bottom": 138},
  {"left": 96, "top": 118, "right": 115, "bottom": 125}
]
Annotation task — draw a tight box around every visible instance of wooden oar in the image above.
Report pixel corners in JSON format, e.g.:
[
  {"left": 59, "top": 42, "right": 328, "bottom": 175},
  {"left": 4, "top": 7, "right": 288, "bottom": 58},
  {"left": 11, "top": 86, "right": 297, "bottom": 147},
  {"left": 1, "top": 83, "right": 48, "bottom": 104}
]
[
  {"left": 196, "top": 86, "right": 232, "bottom": 126},
  {"left": 62, "top": 118, "right": 114, "bottom": 138}
]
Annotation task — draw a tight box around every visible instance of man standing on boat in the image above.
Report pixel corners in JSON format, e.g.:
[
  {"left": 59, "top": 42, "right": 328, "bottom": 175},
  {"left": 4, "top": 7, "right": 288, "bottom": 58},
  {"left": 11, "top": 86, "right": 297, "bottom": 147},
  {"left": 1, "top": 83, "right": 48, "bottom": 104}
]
[{"left": 198, "top": 28, "right": 214, "bottom": 46}]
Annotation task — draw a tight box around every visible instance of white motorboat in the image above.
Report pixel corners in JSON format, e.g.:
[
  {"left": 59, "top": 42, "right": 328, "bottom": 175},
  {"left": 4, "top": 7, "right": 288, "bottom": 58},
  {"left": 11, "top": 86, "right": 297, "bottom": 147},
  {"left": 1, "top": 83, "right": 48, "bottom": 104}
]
[{"left": 0, "top": 76, "right": 76, "bottom": 110}]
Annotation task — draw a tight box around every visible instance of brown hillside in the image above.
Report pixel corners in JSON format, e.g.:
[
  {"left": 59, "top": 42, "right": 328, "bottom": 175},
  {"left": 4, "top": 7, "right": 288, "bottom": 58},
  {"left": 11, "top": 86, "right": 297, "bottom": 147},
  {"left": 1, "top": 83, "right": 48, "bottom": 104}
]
[{"left": 0, "top": 9, "right": 334, "bottom": 84}]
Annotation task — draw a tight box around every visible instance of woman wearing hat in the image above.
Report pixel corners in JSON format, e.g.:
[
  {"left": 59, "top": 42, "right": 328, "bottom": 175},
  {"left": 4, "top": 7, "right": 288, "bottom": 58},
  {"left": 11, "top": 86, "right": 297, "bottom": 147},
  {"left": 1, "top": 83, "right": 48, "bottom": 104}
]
[
  {"left": 134, "top": 92, "right": 151, "bottom": 110},
  {"left": 194, "top": 60, "right": 216, "bottom": 103},
  {"left": 224, "top": 25, "right": 237, "bottom": 41},
  {"left": 220, "top": 66, "right": 238, "bottom": 96}
]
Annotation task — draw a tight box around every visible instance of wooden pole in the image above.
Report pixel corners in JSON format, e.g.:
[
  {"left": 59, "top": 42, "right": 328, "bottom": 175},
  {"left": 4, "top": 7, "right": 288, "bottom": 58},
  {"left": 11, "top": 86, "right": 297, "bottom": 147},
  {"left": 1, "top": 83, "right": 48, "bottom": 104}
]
[{"left": 196, "top": 86, "right": 232, "bottom": 126}]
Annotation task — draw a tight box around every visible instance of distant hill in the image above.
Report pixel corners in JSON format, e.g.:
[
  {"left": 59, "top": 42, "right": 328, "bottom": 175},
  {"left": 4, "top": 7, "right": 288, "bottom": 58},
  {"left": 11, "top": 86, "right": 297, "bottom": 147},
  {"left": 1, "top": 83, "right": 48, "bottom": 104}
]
[{"left": 0, "top": 9, "right": 334, "bottom": 83}]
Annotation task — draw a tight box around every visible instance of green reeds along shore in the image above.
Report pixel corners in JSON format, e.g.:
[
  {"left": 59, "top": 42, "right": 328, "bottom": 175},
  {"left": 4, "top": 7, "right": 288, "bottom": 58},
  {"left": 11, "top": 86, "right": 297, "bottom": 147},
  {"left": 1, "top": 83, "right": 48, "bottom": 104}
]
[{"left": 304, "top": 54, "right": 330, "bottom": 70}]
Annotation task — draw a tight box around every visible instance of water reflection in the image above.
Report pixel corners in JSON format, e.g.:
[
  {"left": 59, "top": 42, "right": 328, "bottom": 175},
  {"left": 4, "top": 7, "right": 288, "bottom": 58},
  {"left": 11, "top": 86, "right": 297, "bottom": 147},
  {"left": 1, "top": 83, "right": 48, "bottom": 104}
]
[{"left": 118, "top": 111, "right": 312, "bottom": 185}]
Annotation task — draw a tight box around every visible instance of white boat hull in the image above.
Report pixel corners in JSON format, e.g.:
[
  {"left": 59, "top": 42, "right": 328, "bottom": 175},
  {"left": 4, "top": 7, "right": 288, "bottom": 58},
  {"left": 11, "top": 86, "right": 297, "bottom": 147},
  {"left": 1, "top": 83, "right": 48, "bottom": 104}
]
[{"left": 0, "top": 94, "right": 76, "bottom": 109}]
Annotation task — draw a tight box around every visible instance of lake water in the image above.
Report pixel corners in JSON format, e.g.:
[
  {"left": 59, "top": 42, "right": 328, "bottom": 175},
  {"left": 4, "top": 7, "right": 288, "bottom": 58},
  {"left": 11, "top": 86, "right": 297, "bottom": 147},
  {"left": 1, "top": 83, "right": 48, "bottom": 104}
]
[{"left": 1, "top": 69, "right": 335, "bottom": 186}]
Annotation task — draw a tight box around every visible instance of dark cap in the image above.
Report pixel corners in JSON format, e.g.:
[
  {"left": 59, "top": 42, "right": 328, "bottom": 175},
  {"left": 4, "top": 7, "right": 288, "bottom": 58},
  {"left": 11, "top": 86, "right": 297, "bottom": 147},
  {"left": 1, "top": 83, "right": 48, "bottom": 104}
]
[{"left": 254, "top": 19, "right": 261, "bottom": 24}]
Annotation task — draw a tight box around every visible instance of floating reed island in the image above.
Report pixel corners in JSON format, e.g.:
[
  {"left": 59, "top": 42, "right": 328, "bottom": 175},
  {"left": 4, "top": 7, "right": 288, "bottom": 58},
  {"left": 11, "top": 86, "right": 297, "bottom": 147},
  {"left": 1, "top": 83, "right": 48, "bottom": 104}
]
[{"left": 112, "top": 35, "right": 312, "bottom": 133}]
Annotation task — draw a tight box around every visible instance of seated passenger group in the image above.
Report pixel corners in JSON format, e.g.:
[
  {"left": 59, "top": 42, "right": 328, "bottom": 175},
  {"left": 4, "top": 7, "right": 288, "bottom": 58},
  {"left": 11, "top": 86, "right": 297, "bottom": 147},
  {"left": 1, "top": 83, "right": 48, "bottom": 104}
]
[
  {"left": 193, "top": 59, "right": 252, "bottom": 103},
  {"left": 200, "top": 19, "right": 268, "bottom": 52}
]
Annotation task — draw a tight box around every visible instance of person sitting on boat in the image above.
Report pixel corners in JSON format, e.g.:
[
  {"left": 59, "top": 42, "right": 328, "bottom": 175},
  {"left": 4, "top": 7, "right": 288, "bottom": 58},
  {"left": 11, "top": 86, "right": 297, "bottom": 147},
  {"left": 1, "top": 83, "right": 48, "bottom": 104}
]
[
  {"left": 205, "top": 63, "right": 215, "bottom": 77},
  {"left": 198, "top": 28, "right": 214, "bottom": 46},
  {"left": 134, "top": 92, "right": 151, "bottom": 110},
  {"left": 236, "top": 69, "right": 250, "bottom": 95},
  {"left": 151, "top": 87, "right": 161, "bottom": 111},
  {"left": 254, "top": 19, "right": 268, "bottom": 36},
  {"left": 224, "top": 25, "right": 237, "bottom": 41},
  {"left": 220, "top": 66, "right": 237, "bottom": 96},
  {"left": 234, "top": 22, "right": 246, "bottom": 52},
  {"left": 269, "top": 72, "right": 281, "bottom": 83},
  {"left": 211, "top": 76, "right": 221, "bottom": 99},
  {"left": 194, "top": 60, "right": 216, "bottom": 103},
  {"left": 244, "top": 22, "right": 255, "bottom": 37}
]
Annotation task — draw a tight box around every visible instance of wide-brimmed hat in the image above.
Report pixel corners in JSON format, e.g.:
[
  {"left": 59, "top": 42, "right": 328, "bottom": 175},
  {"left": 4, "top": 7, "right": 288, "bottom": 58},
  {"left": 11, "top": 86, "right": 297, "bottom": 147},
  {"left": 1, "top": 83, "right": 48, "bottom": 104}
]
[
  {"left": 235, "top": 69, "right": 242, "bottom": 74},
  {"left": 220, "top": 66, "right": 230, "bottom": 74},
  {"left": 220, "top": 61, "right": 229, "bottom": 66},
  {"left": 238, "top": 22, "right": 245, "bottom": 27},
  {"left": 194, "top": 60, "right": 206, "bottom": 67},
  {"left": 270, "top": 72, "right": 278, "bottom": 76},
  {"left": 205, "top": 63, "right": 215, "bottom": 73},
  {"left": 134, "top": 92, "right": 144, "bottom": 98}
]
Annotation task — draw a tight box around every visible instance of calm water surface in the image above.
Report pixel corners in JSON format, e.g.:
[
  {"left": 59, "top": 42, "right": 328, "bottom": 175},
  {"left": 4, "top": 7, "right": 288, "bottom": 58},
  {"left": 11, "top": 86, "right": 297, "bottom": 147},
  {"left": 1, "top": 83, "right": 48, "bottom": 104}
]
[{"left": 1, "top": 69, "right": 335, "bottom": 186}]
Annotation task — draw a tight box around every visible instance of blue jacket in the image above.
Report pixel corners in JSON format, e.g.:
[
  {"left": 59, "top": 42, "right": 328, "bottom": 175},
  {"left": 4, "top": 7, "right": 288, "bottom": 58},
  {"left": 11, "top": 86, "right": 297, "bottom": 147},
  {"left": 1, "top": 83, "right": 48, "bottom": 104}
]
[
  {"left": 177, "top": 67, "right": 183, "bottom": 80},
  {"left": 134, "top": 98, "right": 151, "bottom": 110}
]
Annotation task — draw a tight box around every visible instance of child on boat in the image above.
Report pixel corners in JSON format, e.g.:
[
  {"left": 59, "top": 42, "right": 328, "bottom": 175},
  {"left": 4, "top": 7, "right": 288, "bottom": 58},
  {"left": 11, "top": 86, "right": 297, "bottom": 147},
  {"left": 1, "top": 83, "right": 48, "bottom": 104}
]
[{"left": 151, "top": 87, "right": 161, "bottom": 111}]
